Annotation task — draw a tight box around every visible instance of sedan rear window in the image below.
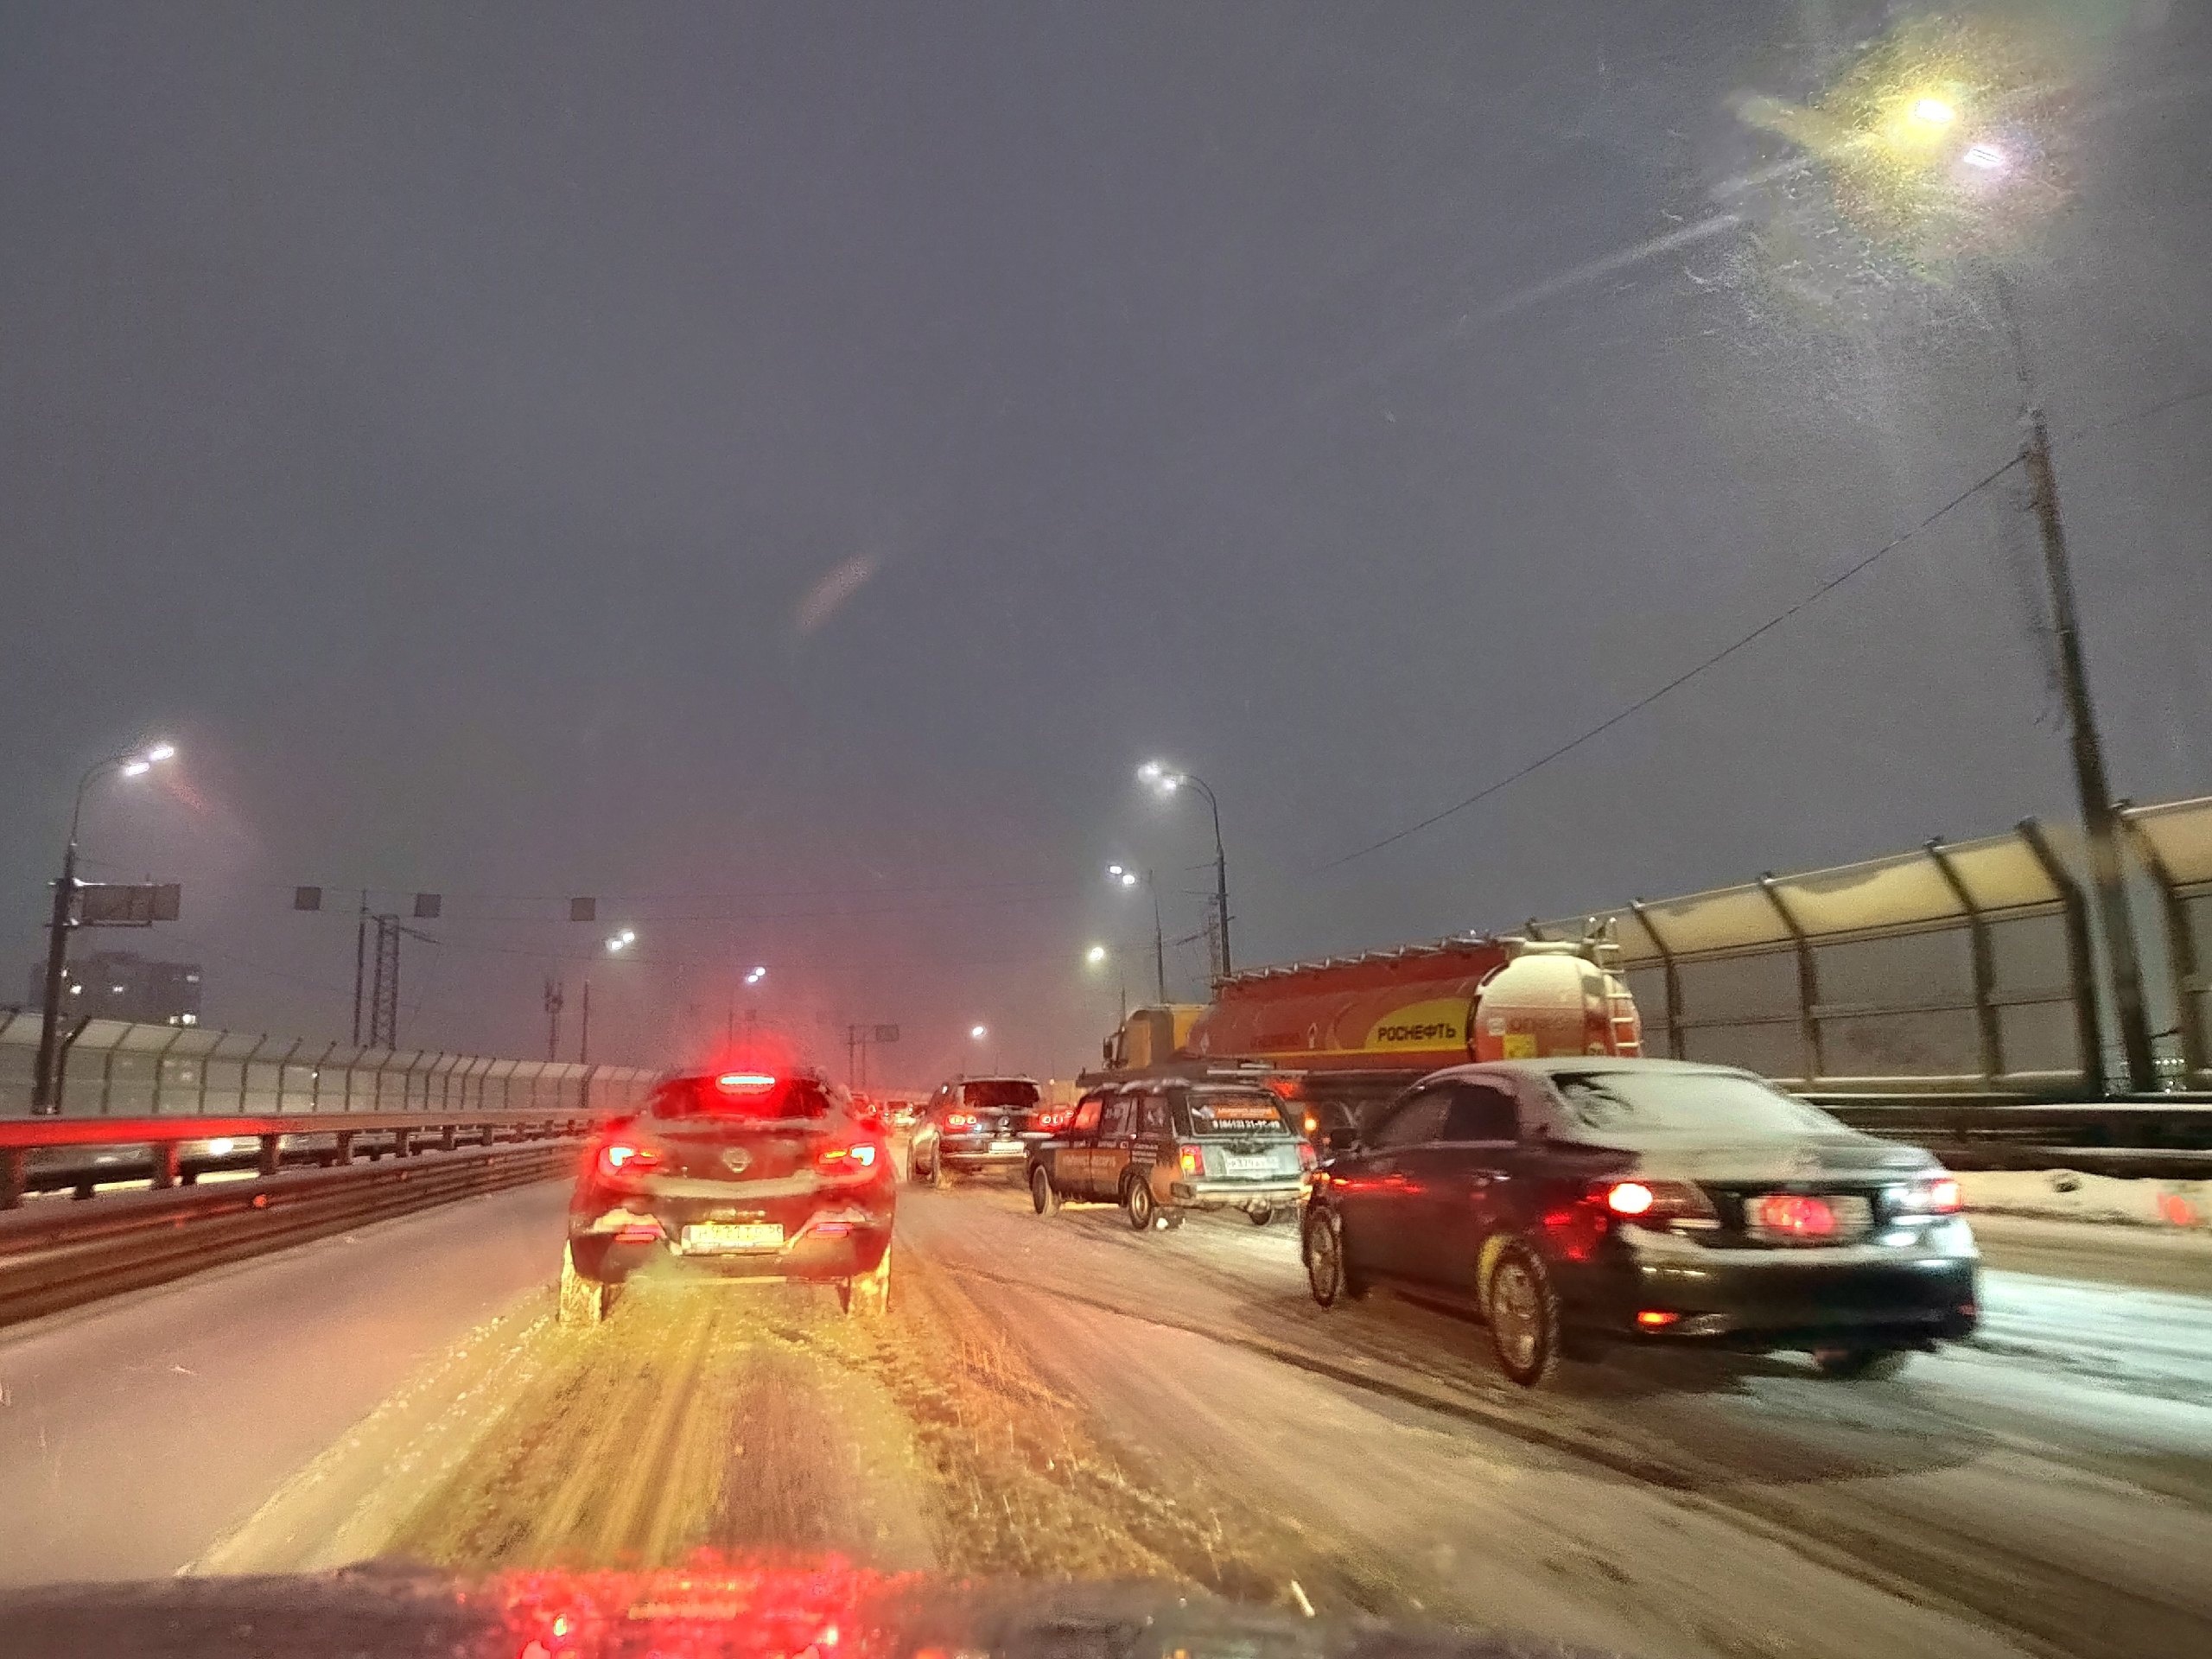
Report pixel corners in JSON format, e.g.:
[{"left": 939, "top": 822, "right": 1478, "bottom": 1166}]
[
  {"left": 652, "top": 1074, "right": 832, "bottom": 1121},
  {"left": 1550, "top": 1071, "right": 1840, "bottom": 1138},
  {"left": 1185, "top": 1090, "right": 1294, "bottom": 1137}
]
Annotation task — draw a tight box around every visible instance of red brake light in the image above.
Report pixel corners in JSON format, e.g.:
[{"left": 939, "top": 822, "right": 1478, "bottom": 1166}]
[
  {"left": 1928, "top": 1176, "right": 1962, "bottom": 1214},
  {"left": 817, "top": 1141, "right": 881, "bottom": 1174},
  {"left": 1594, "top": 1178, "right": 1715, "bottom": 1227},
  {"left": 1178, "top": 1144, "right": 1204, "bottom": 1178},
  {"left": 944, "top": 1110, "right": 979, "bottom": 1131},
  {"left": 597, "top": 1141, "right": 659, "bottom": 1179},
  {"left": 716, "top": 1071, "right": 778, "bottom": 1093},
  {"left": 1296, "top": 1142, "right": 1318, "bottom": 1170},
  {"left": 1606, "top": 1181, "right": 1656, "bottom": 1217}
]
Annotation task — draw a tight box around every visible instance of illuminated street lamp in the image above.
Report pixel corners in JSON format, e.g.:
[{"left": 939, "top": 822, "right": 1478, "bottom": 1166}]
[
  {"left": 969, "top": 1024, "right": 988, "bottom": 1041},
  {"left": 1137, "top": 760, "right": 1234, "bottom": 978},
  {"left": 34, "top": 741, "right": 178, "bottom": 1113},
  {"left": 745, "top": 964, "right": 767, "bottom": 986}
]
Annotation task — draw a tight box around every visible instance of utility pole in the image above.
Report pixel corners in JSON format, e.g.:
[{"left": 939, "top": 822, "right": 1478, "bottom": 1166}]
[
  {"left": 352, "top": 891, "right": 368, "bottom": 1045},
  {"left": 544, "top": 977, "right": 565, "bottom": 1061},
  {"left": 1147, "top": 869, "right": 1167, "bottom": 1001},
  {"left": 1991, "top": 268, "right": 2155, "bottom": 1092},
  {"left": 2020, "top": 404, "right": 2157, "bottom": 1092},
  {"left": 31, "top": 837, "right": 78, "bottom": 1116},
  {"left": 579, "top": 979, "right": 592, "bottom": 1065}
]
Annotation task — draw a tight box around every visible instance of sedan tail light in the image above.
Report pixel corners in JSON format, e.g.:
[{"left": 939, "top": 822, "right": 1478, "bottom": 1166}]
[
  {"left": 1598, "top": 1179, "right": 1717, "bottom": 1227},
  {"left": 597, "top": 1141, "right": 661, "bottom": 1180},
  {"left": 1894, "top": 1174, "right": 1965, "bottom": 1217}
]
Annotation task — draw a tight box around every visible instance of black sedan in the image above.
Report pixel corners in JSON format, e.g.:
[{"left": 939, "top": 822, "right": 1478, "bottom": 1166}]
[
  {"left": 1300, "top": 1058, "right": 1978, "bottom": 1386},
  {"left": 562, "top": 1066, "right": 894, "bottom": 1324}
]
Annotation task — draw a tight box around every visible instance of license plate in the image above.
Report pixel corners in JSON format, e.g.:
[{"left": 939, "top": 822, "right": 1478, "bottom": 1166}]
[
  {"left": 681, "top": 1221, "right": 784, "bottom": 1253},
  {"left": 988, "top": 1139, "right": 1023, "bottom": 1154},
  {"left": 1747, "top": 1193, "right": 1870, "bottom": 1241},
  {"left": 1224, "top": 1154, "right": 1276, "bottom": 1179}
]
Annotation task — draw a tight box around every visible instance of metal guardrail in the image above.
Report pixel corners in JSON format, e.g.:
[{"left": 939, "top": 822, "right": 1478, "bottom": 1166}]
[
  {"left": 0, "top": 1139, "right": 578, "bottom": 1328},
  {"left": 1814, "top": 1094, "right": 2212, "bottom": 1179}
]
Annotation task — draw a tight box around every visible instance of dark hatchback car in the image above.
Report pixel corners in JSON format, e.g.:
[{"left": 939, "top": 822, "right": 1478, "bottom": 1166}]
[
  {"left": 1301, "top": 1058, "right": 1978, "bottom": 1386},
  {"left": 906, "top": 1076, "right": 1063, "bottom": 1184},
  {"left": 562, "top": 1067, "right": 893, "bottom": 1325}
]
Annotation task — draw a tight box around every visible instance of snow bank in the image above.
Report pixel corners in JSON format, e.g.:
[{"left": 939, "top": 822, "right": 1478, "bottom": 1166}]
[{"left": 1958, "top": 1167, "right": 2209, "bottom": 1230}]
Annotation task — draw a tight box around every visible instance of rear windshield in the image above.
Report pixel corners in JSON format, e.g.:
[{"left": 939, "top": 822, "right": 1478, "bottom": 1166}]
[
  {"left": 1548, "top": 1071, "right": 1840, "bottom": 1139},
  {"left": 962, "top": 1079, "right": 1040, "bottom": 1111},
  {"left": 652, "top": 1074, "right": 833, "bottom": 1121},
  {"left": 1185, "top": 1090, "right": 1294, "bottom": 1137}
]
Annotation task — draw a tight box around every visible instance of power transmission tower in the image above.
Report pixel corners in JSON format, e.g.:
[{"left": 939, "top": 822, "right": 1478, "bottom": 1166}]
[{"left": 361, "top": 912, "right": 436, "bottom": 1049}]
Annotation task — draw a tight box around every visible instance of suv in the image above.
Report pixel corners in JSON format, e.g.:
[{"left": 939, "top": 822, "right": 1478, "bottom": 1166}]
[
  {"left": 561, "top": 1066, "right": 893, "bottom": 1325},
  {"left": 1027, "top": 1077, "right": 1313, "bottom": 1230},
  {"left": 907, "top": 1075, "right": 1061, "bottom": 1184}
]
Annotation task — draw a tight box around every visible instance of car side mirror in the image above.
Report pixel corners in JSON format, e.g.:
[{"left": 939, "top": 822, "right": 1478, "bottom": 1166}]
[{"left": 1322, "top": 1124, "right": 1360, "bottom": 1154}]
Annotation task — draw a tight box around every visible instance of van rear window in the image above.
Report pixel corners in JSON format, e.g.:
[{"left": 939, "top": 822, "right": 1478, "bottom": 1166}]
[{"left": 1187, "top": 1092, "right": 1294, "bottom": 1136}]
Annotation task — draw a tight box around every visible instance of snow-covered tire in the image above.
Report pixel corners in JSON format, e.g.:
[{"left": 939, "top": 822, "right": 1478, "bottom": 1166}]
[
  {"left": 1485, "top": 1240, "right": 1562, "bottom": 1388},
  {"left": 558, "top": 1243, "right": 613, "bottom": 1328},
  {"left": 842, "top": 1244, "right": 893, "bottom": 1317},
  {"left": 1031, "top": 1165, "right": 1059, "bottom": 1216},
  {"left": 1123, "top": 1175, "right": 1157, "bottom": 1231}
]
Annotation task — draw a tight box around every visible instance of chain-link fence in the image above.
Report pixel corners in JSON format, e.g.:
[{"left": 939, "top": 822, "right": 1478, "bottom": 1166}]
[{"left": 0, "top": 1011, "right": 664, "bottom": 1121}]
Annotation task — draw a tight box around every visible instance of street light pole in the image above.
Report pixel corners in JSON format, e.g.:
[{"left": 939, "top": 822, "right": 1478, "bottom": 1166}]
[
  {"left": 33, "top": 744, "right": 175, "bottom": 1115},
  {"left": 1137, "top": 764, "right": 1234, "bottom": 981}
]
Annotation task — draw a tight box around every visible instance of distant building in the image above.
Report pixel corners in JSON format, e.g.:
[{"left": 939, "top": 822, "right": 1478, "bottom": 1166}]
[{"left": 25, "top": 950, "right": 204, "bottom": 1027}]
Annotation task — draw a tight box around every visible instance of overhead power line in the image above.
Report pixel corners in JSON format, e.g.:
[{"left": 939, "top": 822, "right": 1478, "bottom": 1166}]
[{"left": 1316, "top": 453, "right": 2026, "bottom": 873}]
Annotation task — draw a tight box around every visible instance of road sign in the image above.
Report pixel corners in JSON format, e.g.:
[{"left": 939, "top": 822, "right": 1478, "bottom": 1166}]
[
  {"left": 74, "top": 882, "right": 182, "bottom": 926},
  {"left": 293, "top": 886, "right": 323, "bottom": 912},
  {"left": 873, "top": 1024, "right": 900, "bottom": 1045},
  {"left": 413, "top": 892, "right": 442, "bottom": 920},
  {"left": 569, "top": 897, "right": 596, "bottom": 923}
]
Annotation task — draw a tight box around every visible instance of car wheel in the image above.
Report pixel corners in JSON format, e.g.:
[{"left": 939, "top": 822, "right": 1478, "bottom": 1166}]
[
  {"left": 842, "top": 1243, "right": 893, "bottom": 1317},
  {"left": 1123, "top": 1175, "right": 1157, "bottom": 1232},
  {"left": 1248, "top": 1205, "right": 1274, "bottom": 1227},
  {"left": 1812, "top": 1344, "right": 1913, "bottom": 1380},
  {"left": 1485, "top": 1240, "right": 1563, "bottom": 1388},
  {"left": 1304, "top": 1209, "right": 1348, "bottom": 1306},
  {"left": 920, "top": 1152, "right": 943, "bottom": 1187},
  {"left": 1031, "top": 1165, "right": 1059, "bottom": 1216},
  {"left": 557, "top": 1242, "right": 613, "bottom": 1328}
]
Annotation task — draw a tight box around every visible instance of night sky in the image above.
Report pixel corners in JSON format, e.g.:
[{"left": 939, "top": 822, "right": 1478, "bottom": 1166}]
[{"left": 3, "top": 2, "right": 2207, "bottom": 1084}]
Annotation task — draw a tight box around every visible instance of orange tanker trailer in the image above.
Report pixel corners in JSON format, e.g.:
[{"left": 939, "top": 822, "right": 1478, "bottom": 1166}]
[{"left": 1096, "top": 931, "right": 1642, "bottom": 1139}]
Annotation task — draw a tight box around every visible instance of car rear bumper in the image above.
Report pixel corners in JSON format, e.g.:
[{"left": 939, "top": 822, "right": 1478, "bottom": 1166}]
[
  {"left": 1169, "top": 1178, "right": 1306, "bottom": 1209},
  {"left": 936, "top": 1139, "right": 1033, "bottom": 1171},
  {"left": 1562, "top": 1237, "right": 1980, "bottom": 1348},
  {"left": 570, "top": 1221, "right": 887, "bottom": 1285}
]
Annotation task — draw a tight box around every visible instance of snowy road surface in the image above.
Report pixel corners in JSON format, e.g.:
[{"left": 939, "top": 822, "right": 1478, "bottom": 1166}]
[{"left": 0, "top": 1175, "right": 2205, "bottom": 1659}]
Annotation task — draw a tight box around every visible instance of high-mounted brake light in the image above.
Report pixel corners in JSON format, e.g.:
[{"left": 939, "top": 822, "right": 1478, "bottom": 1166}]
[
  {"left": 716, "top": 1071, "right": 778, "bottom": 1092},
  {"left": 598, "top": 1142, "right": 659, "bottom": 1179}
]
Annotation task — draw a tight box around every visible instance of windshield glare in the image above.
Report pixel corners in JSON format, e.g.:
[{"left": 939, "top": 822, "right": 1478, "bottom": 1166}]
[{"left": 1549, "top": 1071, "right": 1843, "bottom": 1139}]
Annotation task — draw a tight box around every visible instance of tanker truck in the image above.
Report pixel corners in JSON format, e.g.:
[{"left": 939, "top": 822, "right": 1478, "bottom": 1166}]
[{"left": 1093, "top": 928, "right": 1642, "bottom": 1145}]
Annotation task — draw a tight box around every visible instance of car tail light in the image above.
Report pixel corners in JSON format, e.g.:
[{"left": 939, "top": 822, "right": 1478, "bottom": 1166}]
[
  {"left": 1895, "top": 1174, "right": 1965, "bottom": 1217},
  {"left": 817, "top": 1141, "right": 881, "bottom": 1176},
  {"left": 1597, "top": 1179, "right": 1715, "bottom": 1227},
  {"left": 1031, "top": 1107, "right": 1073, "bottom": 1133},
  {"left": 1637, "top": 1309, "right": 1681, "bottom": 1329},
  {"left": 597, "top": 1142, "right": 661, "bottom": 1180},
  {"left": 1296, "top": 1142, "right": 1317, "bottom": 1170},
  {"left": 1178, "top": 1144, "right": 1205, "bottom": 1178},
  {"left": 944, "top": 1110, "right": 979, "bottom": 1132},
  {"left": 716, "top": 1071, "right": 779, "bottom": 1093}
]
